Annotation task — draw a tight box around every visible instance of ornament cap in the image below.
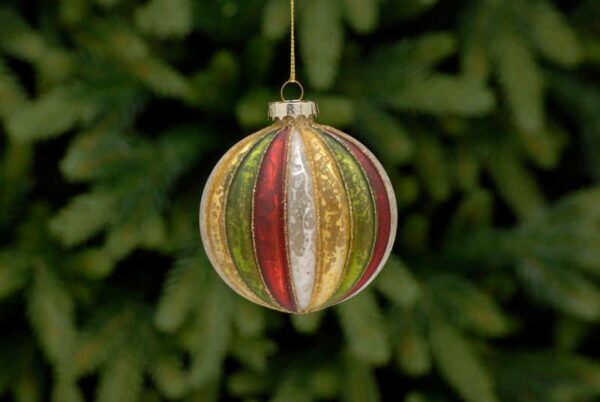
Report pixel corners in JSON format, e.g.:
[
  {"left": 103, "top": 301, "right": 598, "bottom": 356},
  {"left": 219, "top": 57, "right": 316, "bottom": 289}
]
[{"left": 268, "top": 100, "right": 319, "bottom": 121}]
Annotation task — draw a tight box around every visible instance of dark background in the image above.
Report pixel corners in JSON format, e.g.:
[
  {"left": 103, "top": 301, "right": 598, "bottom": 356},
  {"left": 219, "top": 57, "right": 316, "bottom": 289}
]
[{"left": 0, "top": 0, "right": 599, "bottom": 401}]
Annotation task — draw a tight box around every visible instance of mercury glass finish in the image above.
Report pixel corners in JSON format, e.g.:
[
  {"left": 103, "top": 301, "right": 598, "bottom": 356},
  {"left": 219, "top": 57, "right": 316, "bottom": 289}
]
[
  {"left": 298, "top": 128, "right": 351, "bottom": 310},
  {"left": 226, "top": 133, "right": 278, "bottom": 305},
  {"left": 199, "top": 128, "right": 276, "bottom": 309},
  {"left": 319, "top": 130, "right": 376, "bottom": 303},
  {"left": 199, "top": 117, "right": 397, "bottom": 314},
  {"left": 287, "top": 128, "right": 317, "bottom": 310}
]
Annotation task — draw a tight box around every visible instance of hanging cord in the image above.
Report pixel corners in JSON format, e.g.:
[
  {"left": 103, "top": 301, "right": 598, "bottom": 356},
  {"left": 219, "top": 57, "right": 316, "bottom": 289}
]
[
  {"left": 289, "top": 0, "right": 296, "bottom": 82},
  {"left": 280, "top": 0, "right": 304, "bottom": 101}
]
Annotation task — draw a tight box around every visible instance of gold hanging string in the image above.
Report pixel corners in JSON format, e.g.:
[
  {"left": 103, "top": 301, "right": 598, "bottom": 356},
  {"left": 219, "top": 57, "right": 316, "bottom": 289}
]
[
  {"left": 289, "top": 0, "right": 296, "bottom": 82},
  {"left": 280, "top": 0, "right": 304, "bottom": 101}
]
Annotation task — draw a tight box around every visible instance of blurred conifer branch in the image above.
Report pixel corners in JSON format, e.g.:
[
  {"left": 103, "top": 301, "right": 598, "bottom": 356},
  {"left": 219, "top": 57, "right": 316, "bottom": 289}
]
[{"left": 0, "top": 1, "right": 599, "bottom": 401}]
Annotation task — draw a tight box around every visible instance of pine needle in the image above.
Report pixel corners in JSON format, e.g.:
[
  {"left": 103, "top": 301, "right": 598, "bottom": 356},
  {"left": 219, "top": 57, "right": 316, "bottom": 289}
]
[{"left": 337, "top": 290, "right": 391, "bottom": 366}]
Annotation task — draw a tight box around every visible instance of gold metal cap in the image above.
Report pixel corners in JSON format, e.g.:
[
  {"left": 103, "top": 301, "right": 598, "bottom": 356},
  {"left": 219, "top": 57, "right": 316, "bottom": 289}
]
[{"left": 268, "top": 100, "right": 319, "bottom": 121}]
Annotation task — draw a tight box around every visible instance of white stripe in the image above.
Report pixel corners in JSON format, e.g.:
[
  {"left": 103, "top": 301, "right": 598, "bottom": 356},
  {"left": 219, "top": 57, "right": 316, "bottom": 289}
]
[{"left": 286, "top": 128, "right": 317, "bottom": 310}]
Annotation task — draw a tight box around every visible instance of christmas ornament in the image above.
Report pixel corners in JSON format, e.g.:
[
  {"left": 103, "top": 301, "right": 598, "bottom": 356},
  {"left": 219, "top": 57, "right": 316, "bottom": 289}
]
[{"left": 199, "top": 0, "right": 397, "bottom": 313}]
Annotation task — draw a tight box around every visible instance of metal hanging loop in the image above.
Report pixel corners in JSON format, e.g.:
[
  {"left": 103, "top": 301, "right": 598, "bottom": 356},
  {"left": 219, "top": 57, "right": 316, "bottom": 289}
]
[{"left": 280, "top": 79, "right": 304, "bottom": 102}]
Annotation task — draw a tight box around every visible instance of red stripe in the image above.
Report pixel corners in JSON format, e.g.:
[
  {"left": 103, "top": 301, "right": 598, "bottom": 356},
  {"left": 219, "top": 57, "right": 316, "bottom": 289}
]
[
  {"left": 328, "top": 131, "right": 392, "bottom": 300},
  {"left": 253, "top": 128, "right": 296, "bottom": 311}
]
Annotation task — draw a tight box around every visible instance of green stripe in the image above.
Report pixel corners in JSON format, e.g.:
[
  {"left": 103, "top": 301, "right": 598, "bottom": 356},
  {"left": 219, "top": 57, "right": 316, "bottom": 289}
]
[
  {"left": 226, "top": 132, "right": 277, "bottom": 304},
  {"left": 321, "top": 132, "right": 376, "bottom": 302}
]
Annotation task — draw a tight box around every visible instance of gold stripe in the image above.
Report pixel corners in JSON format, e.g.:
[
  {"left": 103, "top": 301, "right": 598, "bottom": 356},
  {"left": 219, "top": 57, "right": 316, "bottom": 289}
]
[
  {"left": 314, "top": 126, "right": 355, "bottom": 305},
  {"left": 299, "top": 127, "right": 351, "bottom": 311},
  {"left": 282, "top": 123, "right": 299, "bottom": 310},
  {"left": 201, "top": 125, "right": 282, "bottom": 310},
  {"left": 320, "top": 125, "right": 398, "bottom": 297},
  {"left": 318, "top": 125, "right": 378, "bottom": 304}
]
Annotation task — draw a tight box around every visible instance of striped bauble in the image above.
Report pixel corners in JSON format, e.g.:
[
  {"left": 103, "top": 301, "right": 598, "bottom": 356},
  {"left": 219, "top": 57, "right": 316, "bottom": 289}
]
[{"left": 200, "top": 105, "right": 397, "bottom": 313}]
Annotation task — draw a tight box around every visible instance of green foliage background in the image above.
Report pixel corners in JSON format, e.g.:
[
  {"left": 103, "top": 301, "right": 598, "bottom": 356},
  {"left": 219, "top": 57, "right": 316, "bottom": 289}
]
[{"left": 1, "top": 0, "right": 599, "bottom": 401}]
